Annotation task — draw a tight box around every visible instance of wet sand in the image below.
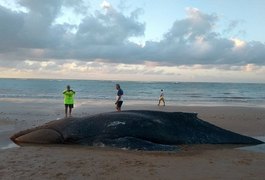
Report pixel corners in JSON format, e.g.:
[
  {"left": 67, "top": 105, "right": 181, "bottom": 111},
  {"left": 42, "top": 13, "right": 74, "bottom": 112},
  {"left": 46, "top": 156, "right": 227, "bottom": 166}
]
[{"left": 0, "top": 100, "right": 265, "bottom": 179}]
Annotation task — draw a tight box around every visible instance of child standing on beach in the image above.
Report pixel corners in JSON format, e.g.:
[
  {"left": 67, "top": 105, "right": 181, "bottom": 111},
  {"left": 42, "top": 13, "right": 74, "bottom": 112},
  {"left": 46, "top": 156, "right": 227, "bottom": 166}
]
[
  {"left": 158, "top": 89, "right": 165, "bottom": 106},
  {"left": 115, "top": 84, "right": 124, "bottom": 111},
  {"left": 63, "top": 85, "right": 75, "bottom": 117}
]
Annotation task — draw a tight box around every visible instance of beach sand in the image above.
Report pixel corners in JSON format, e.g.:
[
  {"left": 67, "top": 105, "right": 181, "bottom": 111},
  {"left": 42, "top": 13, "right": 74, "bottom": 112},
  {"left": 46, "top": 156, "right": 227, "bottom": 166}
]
[{"left": 0, "top": 100, "right": 265, "bottom": 179}]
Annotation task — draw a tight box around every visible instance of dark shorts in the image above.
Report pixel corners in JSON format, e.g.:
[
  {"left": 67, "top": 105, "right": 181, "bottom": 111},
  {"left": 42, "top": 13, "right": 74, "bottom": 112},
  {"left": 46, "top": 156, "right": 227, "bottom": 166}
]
[
  {"left": 65, "top": 104, "right": 74, "bottom": 108},
  {"left": 116, "top": 101, "right": 123, "bottom": 108}
]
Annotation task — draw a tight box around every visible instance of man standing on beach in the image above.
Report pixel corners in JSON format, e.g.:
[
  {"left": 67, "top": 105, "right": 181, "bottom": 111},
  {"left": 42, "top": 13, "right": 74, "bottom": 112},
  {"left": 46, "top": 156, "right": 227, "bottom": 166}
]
[
  {"left": 115, "top": 84, "right": 124, "bottom": 111},
  {"left": 63, "top": 85, "right": 75, "bottom": 117},
  {"left": 158, "top": 89, "right": 165, "bottom": 106}
]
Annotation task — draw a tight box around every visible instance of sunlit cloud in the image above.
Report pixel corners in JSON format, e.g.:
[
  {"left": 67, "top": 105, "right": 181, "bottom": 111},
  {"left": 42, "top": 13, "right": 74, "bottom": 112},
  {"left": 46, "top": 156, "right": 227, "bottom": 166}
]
[
  {"left": 242, "top": 64, "right": 258, "bottom": 72},
  {"left": 100, "top": 0, "right": 111, "bottom": 10},
  {"left": 231, "top": 38, "right": 246, "bottom": 49}
]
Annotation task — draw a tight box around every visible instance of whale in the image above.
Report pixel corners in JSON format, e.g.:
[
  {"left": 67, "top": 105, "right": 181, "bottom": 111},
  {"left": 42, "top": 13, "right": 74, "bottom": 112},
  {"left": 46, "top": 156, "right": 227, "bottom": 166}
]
[{"left": 10, "top": 110, "right": 263, "bottom": 151}]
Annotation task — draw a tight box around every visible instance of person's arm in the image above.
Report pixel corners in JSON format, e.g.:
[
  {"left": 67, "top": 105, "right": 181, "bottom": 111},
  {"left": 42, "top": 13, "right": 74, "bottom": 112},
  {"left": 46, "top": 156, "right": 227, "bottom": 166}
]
[
  {"left": 115, "top": 90, "right": 123, "bottom": 104},
  {"left": 115, "top": 96, "right": 121, "bottom": 104}
]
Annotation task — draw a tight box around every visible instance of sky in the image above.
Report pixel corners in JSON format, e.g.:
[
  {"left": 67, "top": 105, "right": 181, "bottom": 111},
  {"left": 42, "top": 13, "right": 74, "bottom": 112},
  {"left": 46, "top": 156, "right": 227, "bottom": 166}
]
[{"left": 0, "top": 0, "right": 265, "bottom": 82}]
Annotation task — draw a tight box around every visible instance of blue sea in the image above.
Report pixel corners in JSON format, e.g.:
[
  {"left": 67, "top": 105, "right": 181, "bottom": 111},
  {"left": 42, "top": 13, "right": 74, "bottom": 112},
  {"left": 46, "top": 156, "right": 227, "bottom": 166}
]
[{"left": 0, "top": 78, "right": 265, "bottom": 107}]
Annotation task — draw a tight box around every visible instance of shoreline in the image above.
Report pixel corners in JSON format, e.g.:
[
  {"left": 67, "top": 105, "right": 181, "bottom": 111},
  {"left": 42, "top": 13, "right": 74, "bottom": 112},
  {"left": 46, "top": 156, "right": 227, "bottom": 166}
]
[{"left": 1, "top": 97, "right": 265, "bottom": 108}]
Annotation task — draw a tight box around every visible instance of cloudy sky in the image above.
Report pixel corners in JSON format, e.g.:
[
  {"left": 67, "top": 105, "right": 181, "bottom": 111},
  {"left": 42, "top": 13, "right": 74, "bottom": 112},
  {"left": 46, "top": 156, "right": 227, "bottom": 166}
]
[{"left": 0, "top": 0, "right": 265, "bottom": 82}]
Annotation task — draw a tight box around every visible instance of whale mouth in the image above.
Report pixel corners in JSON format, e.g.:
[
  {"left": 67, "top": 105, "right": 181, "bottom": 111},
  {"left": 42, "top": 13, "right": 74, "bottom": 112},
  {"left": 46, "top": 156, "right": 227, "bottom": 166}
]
[{"left": 11, "top": 129, "right": 64, "bottom": 145}]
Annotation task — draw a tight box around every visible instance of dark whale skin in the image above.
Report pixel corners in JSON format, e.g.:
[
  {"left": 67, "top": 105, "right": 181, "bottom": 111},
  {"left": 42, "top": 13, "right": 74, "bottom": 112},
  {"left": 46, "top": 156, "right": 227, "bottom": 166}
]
[{"left": 10, "top": 110, "right": 263, "bottom": 151}]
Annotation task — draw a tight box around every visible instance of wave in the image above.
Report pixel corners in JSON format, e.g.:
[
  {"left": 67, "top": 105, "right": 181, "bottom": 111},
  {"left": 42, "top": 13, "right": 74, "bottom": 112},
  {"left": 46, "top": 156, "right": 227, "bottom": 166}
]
[{"left": 212, "top": 96, "right": 255, "bottom": 100}]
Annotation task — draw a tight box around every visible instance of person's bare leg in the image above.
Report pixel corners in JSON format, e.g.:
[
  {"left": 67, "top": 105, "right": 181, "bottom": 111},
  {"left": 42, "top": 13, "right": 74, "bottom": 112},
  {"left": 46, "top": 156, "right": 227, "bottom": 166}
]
[
  {"left": 65, "top": 106, "right": 68, "bottom": 118},
  {"left": 69, "top": 107, "right": 72, "bottom": 117}
]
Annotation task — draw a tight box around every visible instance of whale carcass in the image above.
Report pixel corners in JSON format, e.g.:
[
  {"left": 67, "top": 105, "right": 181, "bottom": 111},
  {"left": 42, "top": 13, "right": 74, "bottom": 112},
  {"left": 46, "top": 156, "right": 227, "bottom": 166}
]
[{"left": 10, "top": 110, "right": 263, "bottom": 151}]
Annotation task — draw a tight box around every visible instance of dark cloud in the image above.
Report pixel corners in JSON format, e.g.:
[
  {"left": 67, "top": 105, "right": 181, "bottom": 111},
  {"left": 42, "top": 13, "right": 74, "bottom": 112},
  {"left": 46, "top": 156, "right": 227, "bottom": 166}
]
[
  {"left": 0, "top": 6, "right": 24, "bottom": 51},
  {"left": 0, "top": 2, "right": 265, "bottom": 66},
  {"left": 75, "top": 9, "right": 144, "bottom": 45},
  {"left": 0, "top": 0, "right": 63, "bottom": 51}
]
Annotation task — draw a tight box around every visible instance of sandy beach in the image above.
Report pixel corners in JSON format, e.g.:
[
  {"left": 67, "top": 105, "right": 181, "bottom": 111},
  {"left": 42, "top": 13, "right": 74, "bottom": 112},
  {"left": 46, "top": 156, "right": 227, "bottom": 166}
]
[{"left": 0, "top": 100, "right": 265, "bottom": 179}]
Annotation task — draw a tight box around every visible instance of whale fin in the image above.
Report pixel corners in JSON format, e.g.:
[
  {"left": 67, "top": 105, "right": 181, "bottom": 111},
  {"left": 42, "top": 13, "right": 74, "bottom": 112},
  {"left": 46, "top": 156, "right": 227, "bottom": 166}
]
[{"left": 99, "top": 137, "right": 180, "bottom": 151}]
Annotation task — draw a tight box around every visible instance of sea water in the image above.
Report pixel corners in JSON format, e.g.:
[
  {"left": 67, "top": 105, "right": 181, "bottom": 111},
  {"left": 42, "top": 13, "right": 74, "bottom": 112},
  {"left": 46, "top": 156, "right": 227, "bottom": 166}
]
[{"left": 0, "top": 78, "right": 265, "bottom": 107}]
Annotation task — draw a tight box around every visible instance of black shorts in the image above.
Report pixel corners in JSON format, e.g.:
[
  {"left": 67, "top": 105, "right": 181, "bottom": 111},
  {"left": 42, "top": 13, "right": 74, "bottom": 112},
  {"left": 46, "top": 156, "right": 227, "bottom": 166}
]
[
  {"left": 116, "top": 101, "right": 123, "bottom": 108},
  {"left": 65, "top": 104, "right": 74, "bottom": 108}
]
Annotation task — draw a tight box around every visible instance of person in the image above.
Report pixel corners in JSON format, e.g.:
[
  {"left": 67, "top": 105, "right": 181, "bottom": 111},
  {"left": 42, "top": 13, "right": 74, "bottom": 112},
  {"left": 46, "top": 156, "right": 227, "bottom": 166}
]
[
  {"left": 158, "top": 89, "right": 165, "bottom": 106},
  {"left": 115, "top": 84, "right": 124, "bottom": 111},
  {"left": 63, "top": 85, "right": 75, "bottom": 117}
]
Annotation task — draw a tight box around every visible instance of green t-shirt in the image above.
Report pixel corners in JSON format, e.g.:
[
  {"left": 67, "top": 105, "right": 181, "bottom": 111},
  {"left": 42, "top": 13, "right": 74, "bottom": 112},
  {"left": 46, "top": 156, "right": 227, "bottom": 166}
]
[{"left": 63, "top": 90, "right": 75, "bottom": 104}]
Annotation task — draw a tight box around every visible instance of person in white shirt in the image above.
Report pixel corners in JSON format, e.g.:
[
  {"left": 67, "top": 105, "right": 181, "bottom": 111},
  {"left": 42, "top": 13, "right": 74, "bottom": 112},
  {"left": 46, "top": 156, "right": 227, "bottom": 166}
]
[{"left": 158, "top": 89, "right": 165, "bottom": 106}]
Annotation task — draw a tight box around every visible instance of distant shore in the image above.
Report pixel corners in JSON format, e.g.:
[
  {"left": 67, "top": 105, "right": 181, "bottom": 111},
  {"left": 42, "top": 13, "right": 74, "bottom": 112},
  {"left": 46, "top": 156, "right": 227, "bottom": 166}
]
[{"left": 0, "top": 100, "right": 265, "bottom": 179}]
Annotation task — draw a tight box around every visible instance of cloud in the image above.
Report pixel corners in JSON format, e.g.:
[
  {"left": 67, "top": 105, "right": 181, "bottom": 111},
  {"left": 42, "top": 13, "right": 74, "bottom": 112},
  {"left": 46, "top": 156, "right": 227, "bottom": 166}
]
[
  {"left": 0, "top": 0, "right": 64, "bottom": 53},
  {"left": 0, "top": 5, "right": 24, "bottom": 51},
  {"left": 0, "top": 1, "right": 265, "bottom": 71},
  {"left": 101, "top": 0, "right": 111, "bottom": 10}
]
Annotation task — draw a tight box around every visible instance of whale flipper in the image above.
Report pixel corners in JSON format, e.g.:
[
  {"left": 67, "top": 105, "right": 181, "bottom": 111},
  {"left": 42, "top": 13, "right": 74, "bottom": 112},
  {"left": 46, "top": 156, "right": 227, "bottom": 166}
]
[{"left": 98, "top": 137, "right": 179, "bottom": 151}]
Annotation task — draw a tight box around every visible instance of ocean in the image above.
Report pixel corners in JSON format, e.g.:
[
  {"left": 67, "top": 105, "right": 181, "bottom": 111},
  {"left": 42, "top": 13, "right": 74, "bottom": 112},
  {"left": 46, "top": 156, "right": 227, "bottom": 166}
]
[{"left": 0, "top": 78, "right": 265, "bottom": 107}]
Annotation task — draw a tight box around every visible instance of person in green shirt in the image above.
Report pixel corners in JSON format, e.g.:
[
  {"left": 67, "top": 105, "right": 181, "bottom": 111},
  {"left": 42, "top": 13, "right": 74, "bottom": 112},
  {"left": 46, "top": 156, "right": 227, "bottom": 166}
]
[{"left": 63, "top": 85, "right": 75, "bottom": 117}]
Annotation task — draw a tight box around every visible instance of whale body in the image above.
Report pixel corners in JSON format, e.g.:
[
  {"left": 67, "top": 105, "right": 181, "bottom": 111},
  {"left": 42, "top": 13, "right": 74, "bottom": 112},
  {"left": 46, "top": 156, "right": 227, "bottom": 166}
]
[{"left": 10, "top": 110, "right": 263, "bottom": 151}]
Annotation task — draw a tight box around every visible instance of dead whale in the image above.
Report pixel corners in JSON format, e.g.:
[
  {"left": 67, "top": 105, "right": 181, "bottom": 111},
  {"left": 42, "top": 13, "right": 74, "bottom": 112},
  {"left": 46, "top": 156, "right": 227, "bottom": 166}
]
[{"left": 10, "top": 110, "right": 263, "bottom": 151}]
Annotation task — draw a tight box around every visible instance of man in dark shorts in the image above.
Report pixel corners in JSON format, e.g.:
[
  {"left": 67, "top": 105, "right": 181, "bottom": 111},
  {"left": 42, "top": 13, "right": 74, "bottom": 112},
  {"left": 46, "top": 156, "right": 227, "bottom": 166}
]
[
  {"left": 63, "top": 85, "right": 75, "bottom": 117},
  {"left": 115, "top": 84, "right": 123, "bottom": 111}
]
